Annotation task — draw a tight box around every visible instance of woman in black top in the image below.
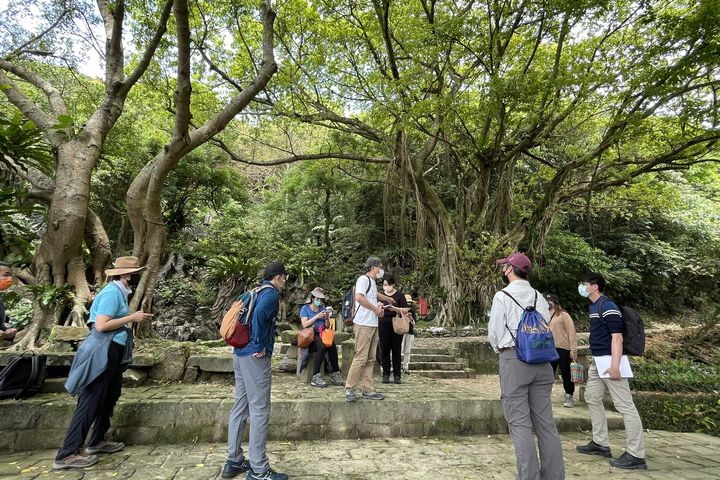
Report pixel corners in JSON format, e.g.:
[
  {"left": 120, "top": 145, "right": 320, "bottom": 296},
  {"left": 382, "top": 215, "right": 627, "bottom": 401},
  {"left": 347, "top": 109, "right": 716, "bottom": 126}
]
[{"left": 379, "top": 275, "right": 409, "bottom": 384}]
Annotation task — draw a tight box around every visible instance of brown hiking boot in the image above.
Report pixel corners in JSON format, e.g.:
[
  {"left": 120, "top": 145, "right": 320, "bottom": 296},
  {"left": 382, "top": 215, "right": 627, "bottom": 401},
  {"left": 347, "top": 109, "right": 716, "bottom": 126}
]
[{"left": 52, "top": 453, "right": 99, "bottom": 470}]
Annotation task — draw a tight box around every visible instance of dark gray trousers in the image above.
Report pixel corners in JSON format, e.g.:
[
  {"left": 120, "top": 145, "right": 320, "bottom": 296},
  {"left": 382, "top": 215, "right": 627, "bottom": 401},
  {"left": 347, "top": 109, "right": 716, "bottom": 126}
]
[
  {"left": 227, "top": 354, "right": 272, "bottom": 473},
  {"left": 499, "top": 349, "right": 565, "bottom": 480}
]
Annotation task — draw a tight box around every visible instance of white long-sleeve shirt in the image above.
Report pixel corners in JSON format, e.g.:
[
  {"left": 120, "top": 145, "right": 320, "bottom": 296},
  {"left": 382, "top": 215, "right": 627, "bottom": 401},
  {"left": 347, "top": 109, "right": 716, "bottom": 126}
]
[{"left": 488, "top": 280, "right": 550, "bottom": 353}]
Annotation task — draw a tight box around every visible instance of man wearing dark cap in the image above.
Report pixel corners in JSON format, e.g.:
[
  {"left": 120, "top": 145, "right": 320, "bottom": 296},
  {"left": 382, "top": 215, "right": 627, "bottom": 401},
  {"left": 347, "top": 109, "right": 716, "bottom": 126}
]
[
  {"left": 223, "top": 262, "right": 289, "bottom": 480},
  {"left": 488, "top": 253, "right": 565, "bottom": 480}
]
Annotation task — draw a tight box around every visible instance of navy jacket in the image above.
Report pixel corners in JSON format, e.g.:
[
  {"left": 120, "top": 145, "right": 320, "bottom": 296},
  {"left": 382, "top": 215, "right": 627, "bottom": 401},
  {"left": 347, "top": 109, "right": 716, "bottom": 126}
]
[{"left": 234, "top": 280, "right": 280, "bottom": 357}]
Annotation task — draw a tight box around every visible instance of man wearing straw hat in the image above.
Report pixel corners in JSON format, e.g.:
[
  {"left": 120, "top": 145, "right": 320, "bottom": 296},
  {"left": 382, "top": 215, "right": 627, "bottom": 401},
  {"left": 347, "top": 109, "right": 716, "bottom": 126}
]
[{"left": 54, "top": 256, "right": 153, "bottom": 470}]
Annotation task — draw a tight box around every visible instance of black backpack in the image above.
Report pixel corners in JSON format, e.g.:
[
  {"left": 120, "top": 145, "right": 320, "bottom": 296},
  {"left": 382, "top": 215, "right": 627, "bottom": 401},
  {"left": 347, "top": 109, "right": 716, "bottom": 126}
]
[
  {"left": 0, "top": 354, "right": 47, "bottom": 400},
  {"left": 598, "top": 298, "right": 645, "bottom": 356},
  {"left": 341, "top": 275, "right": 372, "bottom": 326}
]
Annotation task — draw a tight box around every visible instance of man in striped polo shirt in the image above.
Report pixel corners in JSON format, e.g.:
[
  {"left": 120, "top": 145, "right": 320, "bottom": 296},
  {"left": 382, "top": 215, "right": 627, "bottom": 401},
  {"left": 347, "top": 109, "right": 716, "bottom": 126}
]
[{"left": 576, "top": 272, "right": 647, "bottom": 470}]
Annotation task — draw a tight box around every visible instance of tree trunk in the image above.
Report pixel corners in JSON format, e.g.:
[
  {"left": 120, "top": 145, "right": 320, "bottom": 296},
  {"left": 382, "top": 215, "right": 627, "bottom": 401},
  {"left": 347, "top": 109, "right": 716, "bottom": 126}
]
[{"left": 15, "top": 140, "right": 99, "bottom": 348}]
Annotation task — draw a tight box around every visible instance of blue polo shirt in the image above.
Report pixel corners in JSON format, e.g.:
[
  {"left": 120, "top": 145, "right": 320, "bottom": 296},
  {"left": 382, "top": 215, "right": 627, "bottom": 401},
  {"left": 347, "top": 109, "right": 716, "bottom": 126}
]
[
  {"left": 588, "top": 295, "right": 623, "bottom": 356},
  {"left": 300, "top": 304, "right": 327, "bottom": 331},
  {"left": 88, "top": 282, "right": 130, "bottom": 346}
]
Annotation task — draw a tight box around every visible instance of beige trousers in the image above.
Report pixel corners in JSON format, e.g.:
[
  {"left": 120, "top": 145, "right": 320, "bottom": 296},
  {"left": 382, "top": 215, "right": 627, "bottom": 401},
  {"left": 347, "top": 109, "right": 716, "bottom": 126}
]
[
  {"left": 345, "top": 324, "right": 379, "bottom": 393},
  {"left": 585, "top": 362, "right": 646, "bottom": 458}
]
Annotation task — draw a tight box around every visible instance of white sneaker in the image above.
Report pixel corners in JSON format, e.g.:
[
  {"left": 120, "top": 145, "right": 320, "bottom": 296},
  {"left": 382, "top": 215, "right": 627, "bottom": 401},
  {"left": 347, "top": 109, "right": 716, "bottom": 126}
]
[{"left": 563, "top": 394, "right": 574, "bottom": 408}]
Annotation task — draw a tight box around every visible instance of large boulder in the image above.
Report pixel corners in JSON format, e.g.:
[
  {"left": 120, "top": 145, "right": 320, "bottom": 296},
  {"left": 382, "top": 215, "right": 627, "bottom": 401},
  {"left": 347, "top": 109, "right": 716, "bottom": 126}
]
[
  {"left": 280, "top": 330, "right": 299, "bottom": 345},
  {"left": 148, "top": 345, "right": 188, "bottom": 381},
  {"left": 51, "top": 326, "right": 88, "bottom": 342}
]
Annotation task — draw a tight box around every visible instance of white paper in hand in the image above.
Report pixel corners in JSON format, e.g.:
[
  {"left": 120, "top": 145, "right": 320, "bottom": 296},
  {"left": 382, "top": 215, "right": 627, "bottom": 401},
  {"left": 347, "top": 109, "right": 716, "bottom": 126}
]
[{"left": 594, "top": 355, "right": 634, "bottom": 378}]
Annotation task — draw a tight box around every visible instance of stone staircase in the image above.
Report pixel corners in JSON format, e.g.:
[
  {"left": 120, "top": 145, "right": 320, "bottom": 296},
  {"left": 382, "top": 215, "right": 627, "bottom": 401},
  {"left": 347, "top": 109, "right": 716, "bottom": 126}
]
[{"left": 408, "top": 347, "right": 473, "bottom": 379}]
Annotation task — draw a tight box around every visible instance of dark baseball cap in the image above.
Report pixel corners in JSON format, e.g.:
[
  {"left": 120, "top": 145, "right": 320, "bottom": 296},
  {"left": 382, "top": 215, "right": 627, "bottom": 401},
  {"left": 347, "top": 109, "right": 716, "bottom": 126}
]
[
  {"left": 495, "top": 252, "right": 532, "bottom": 273},
  {"left": 264, "top": 261, "right": 288, "bottom": 277}
]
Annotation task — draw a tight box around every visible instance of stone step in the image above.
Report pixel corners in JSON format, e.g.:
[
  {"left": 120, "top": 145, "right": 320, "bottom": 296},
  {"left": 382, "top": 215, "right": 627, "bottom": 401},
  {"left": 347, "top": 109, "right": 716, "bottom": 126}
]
[
  {"left": 0, "top": 352, "right": 157, "bottom": 369},
  {"left": 405, "top": 354, "right": 456, "bottom": 363},
  {"left": 412, "top": 370, "right": 471, "bottom": 379},
  {"left": 410, "top": 347, "right": 451, "bottom": 355},
  {"left": 408, "top": 361, "right": 465, "bottom": 371},
  {"left": 0, "top": 377, "right": 625, "bottom": 452},
  {"left": 40, "top": 377, "right": 66, "bottom": 394}
]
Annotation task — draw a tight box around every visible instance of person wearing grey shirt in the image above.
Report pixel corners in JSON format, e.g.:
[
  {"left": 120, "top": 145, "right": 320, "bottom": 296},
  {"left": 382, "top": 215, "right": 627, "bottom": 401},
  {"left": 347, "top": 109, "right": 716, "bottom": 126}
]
[{"left": 489, "top": 252, "right": 565, "bottom": 480}]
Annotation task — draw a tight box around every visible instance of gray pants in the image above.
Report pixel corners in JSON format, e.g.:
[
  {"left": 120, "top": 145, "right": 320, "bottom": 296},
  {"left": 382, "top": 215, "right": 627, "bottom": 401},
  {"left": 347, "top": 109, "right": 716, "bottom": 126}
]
[
  {"left": 585, "top": 362, "right": 645, "bottom": 458},
  {"left": 499, "top": 349, "right": 565, "bottom": 480},
  {"left": 227, "top": 354, "right": 272, "bottom": 473}
]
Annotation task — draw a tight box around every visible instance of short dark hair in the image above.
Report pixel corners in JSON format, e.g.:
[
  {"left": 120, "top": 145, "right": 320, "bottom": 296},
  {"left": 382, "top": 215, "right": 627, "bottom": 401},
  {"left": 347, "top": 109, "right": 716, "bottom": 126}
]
[
  {"left": 512, "top": 267, "right": 528, "bottom": 280},
  {"left": 383, "top": 274, "right": 396, "bottom": 285},
  {"left": 0, "top": 261, "right": 10, "bottom": 268},
  {"left": 580, "top": 272, "right": 606, "bottom": 292}
]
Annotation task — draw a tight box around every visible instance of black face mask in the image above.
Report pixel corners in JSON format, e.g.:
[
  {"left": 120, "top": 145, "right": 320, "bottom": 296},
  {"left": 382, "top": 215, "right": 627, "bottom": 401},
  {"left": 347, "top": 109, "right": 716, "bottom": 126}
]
[
  {"left": 128, "top": 275, "right": 141, "bottom": 289},
  {"left": 501, "top": 273, "right": 510, "bottom": 285}
]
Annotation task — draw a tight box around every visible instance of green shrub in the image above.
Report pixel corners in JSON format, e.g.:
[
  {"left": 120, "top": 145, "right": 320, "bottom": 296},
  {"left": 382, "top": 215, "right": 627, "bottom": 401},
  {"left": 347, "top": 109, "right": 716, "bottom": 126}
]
[
  {"left": 634, "top": 393, "right": 720, "bottom": 436},
  {"left": 631, "top": 359, "right": 720, "bottom": 393}
]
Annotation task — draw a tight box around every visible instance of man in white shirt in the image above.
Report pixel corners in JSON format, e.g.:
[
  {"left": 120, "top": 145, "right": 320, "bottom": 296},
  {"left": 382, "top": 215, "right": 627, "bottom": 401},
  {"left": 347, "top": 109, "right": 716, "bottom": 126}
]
[
  {"left": 489, "top": 252, "right": 565, "bottom": 480},
  {"left": 344, "top": 257, "right": 389, "bottom": 402}
]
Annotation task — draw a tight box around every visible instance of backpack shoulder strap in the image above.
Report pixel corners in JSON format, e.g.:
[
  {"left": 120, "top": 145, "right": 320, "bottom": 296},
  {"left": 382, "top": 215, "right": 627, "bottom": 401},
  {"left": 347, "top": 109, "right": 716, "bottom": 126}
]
[
  {"left": 363, "top": 275, "right": 372, "bottom": 294},
  {"left": 500, "top": 290, "right": 525, "bottom": 310},
  {"left": 15, "top": 355, "right": 40, "bottom": 400}
]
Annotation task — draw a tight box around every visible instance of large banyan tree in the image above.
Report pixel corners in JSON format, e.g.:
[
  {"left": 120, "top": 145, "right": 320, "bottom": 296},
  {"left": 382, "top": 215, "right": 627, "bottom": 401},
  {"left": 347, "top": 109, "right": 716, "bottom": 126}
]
[{"left": 265, "top": 0, "right": 720, "bottom": 324}]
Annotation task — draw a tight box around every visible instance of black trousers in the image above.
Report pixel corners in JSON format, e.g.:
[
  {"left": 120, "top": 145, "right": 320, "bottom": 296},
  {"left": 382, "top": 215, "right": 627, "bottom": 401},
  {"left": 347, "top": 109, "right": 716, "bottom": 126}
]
[
  {"left": 378, "top": 318, "right": 403, "bottom": 377},
  {"left": 311, "top": 335, "right": 340, "bottom": 375},
  {"left": 56, "top": 342, "right": 124, "bottom": 460},
  {"left": 550, "top": 347, "right": 575, "bottom": 396}
]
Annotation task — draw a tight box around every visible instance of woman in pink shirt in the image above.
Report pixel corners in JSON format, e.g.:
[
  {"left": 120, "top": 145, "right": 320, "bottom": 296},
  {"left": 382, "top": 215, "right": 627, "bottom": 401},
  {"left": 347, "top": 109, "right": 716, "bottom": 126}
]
[{"left": 546, "top": 294, "right": 578, "bottom": 408}]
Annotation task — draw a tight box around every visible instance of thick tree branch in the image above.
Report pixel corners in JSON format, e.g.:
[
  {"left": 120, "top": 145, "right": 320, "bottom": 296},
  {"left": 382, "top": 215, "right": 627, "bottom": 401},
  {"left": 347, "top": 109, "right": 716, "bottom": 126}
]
[
  {"left": 211, "top": 137, "right": 390, "bottom": 166},
  {"left": 0, "top": 72, "right": 53, "bottom": 132},
  {"left": 0, "top": 60, "right": 68, "bottom": 116},
  {"left": 172, "top": 0, "right": 192, "bottom": 141}
]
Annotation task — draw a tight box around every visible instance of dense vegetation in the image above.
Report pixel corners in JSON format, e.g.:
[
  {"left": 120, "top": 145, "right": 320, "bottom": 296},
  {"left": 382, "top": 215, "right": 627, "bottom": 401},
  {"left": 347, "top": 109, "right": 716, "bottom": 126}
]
[{"left": 0, "top": 0, "right": 719, "bottom": 345}]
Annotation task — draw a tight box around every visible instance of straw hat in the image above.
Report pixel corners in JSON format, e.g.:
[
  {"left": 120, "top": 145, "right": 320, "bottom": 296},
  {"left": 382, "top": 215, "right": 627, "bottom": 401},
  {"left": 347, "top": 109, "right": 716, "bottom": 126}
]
[
  {"left": 404, "top": 294, "right": 416, "bottom": 304},
  {"left": 105, "top": 256, "right": 146, "bottom": 276}
]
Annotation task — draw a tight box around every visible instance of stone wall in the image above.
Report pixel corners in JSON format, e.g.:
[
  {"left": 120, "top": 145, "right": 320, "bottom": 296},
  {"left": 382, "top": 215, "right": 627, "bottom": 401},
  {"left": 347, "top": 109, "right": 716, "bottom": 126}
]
[{"left": 0, "top": 388, "right": 508, "bottom": 452}]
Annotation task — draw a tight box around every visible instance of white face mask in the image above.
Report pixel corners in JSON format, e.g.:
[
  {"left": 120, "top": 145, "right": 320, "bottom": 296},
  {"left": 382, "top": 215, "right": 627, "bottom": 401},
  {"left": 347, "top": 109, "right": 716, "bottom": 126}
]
[{"left": 377, "top": 268, "right": 384, "bottom": 279}]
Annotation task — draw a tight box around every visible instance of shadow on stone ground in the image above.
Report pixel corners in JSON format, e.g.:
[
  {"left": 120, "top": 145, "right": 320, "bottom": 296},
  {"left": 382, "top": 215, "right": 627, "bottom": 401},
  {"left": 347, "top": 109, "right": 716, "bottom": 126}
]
[{"left": 1, "top": 431, "right": 719, "bottom": 479}]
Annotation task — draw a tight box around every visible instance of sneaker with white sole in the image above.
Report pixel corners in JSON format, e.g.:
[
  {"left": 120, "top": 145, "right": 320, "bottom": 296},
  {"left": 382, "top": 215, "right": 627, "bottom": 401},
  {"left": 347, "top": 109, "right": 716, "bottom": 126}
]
[
  {"left": 246, "top": 467, "right": 289, "bottom": 480},
  {"left": 53, "top": 453, "right": 98, "bottom": 470},
  {"left": 222, "top": 458, "right": 250, "bottom": 478},
  {"left": 563, "top": 394, "right": 574, "bottom": 408},
  {"left": 310, "top": 373, "right": 327, "bottom": 388},
  {"left": 330, "top": 371, "right": 344, "bottom": 386},
  {"left": 85, "top": 441, "right": 125, "bottom": 454},
  {"left": 345, "top": 388, "right": 358, "bottom": 402},
  {"left": 361, "top": 390, "right": 384, "bottom": 400}
]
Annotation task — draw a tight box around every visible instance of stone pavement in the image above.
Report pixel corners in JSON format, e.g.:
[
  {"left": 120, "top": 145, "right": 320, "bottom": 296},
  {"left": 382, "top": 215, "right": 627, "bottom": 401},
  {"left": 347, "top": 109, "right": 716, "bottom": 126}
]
[{"left": 1, "top": 430, "right": 718, "bottom": 479}]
